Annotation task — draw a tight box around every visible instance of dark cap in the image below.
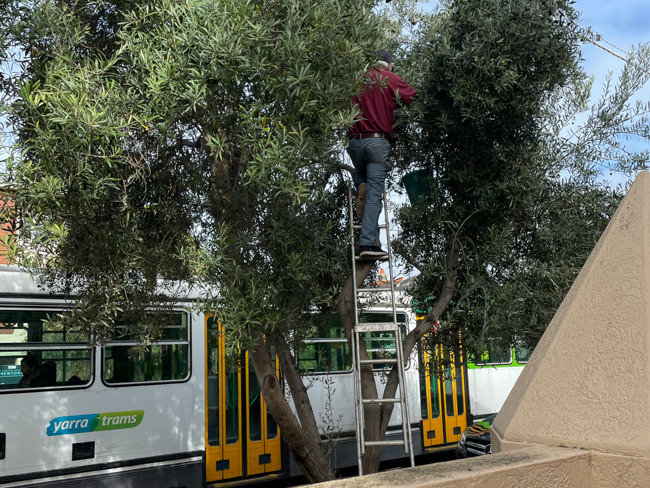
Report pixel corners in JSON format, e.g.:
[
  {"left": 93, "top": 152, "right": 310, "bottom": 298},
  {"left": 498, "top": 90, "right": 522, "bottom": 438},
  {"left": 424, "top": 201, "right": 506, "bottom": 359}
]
[{"left": 377, "top": 49, "right": 393, "bottom": 64}]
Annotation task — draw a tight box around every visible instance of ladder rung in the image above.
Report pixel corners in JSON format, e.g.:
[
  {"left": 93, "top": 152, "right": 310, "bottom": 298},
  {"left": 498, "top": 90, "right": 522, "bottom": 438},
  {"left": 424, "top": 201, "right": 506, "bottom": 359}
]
[
  {"left": 359, "top": 358, "right": 398, "bottom": 365},
  {"left": 357, "top": 287, "right": 392, "bottom": 293},
  {"left": 362, "top": 398, "right": 401, "bottom": 404},
  {"left": 352, "top": 224, "right": 387, "bottom": 230},
  {"left": 355, "top": 323, "right": 399, "bottom": 333},
  {"left": 354, "top": 256, "right": 390, "bottom": 263},
  {"left": 364, "top": 440, "right": 406, "bottom": 447}
]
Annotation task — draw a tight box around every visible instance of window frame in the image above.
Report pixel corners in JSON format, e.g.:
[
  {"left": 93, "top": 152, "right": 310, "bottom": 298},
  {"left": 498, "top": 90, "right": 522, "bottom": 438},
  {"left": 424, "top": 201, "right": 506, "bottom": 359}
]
[
  {"left": 472, "top": 341, "right": 514, "bottom": 367},
  {"left": 0, "top": 307, "right": 95, "bottom": 394},
  {"left": 296, "top": 337, "right": 352, "bottom": 374},
  {"left": 101, "top": 311, "right": 192, "bottom": 387},
  {"left": 297, "top": 310, "right": 413, "bottom": 375}
]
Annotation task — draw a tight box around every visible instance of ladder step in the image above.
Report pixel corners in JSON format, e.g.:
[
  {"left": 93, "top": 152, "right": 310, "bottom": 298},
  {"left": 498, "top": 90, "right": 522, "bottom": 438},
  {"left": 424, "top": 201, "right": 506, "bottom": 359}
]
[
  {"left": 364, "top": 440, "right": 406, "bottom": 447},
  {"left": 354, "top": 256, "right": 390, "bottom": 263},
  {"left": 352, "top": 224, "right": 387, "bottom": 230},
  {"left": 362, "top": 398, "right": 401, "bottom": 404},
  {"left": 359, "top": 358, "right": 398, "bottom": 365},
  {"left": 357, "top": 287, "right": 392, "bottom": 293},
  {"left": 355, "top": 323, "right": 399, "bottom": 333}
]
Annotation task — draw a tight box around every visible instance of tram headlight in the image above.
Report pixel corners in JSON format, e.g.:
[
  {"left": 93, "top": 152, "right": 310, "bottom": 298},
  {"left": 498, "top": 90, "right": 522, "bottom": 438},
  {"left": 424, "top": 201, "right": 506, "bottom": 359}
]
[{"left": 459, "top": 430, "right": 467, "bottom": 446}]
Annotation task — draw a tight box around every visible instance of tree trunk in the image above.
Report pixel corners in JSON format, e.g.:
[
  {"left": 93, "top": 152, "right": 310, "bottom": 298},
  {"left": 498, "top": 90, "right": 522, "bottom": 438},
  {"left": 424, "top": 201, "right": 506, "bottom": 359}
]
[{"left": 249, "top": 327, "right": 335, "bottom": 483}]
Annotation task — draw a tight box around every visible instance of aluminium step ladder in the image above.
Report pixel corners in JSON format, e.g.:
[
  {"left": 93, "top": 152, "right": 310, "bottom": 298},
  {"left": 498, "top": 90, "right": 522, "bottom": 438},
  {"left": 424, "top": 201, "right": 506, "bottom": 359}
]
[{"left": 347, "top": 184, "right": 415, "bottom": 476}]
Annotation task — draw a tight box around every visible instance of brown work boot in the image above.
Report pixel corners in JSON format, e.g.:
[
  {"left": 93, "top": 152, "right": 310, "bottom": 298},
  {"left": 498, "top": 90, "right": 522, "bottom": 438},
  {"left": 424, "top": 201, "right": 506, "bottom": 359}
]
[{"left": 355, "top": 183, "right": 366, "bottom": 220}]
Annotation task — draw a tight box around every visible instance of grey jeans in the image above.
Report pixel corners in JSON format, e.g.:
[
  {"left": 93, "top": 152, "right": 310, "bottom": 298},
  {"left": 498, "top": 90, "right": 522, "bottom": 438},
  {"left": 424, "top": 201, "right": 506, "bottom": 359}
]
[{"left": 346, "top": 138, "right": 391, "bottom": 247}]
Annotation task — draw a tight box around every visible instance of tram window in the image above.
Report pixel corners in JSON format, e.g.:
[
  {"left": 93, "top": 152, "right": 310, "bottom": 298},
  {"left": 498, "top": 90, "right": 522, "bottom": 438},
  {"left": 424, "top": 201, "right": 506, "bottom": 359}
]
[
  {"left": 249, "top": 364, "right": 262, "bottom": 441},
  {"left": 430, "top": 372, "right": 441, "bottom": 418},
  {"left": 514, "top": 342, "right": 532, "bottom": 363},
  {"left": 362, "top": 332, "right": 398, "bottom": 370},
  {"left": 360, "top": 312, "right": 408, "bottom": 370},
  {"left": 104, "top": 344, "right": 189, "bottom": 384},
  {"left": 0, "top": 310, "right": 89, "bottom": 344},
  {"left": 444, "top": 366, "right": 455, "bottom": 417},
  {"left": 299, "top": 312, "right": 408, "bottom": 374},
  {"left": 111, "top": 313, "right": 188, "bottom": 341},
  {"left": 0, "top": 310, "right": 93, "bottom": 391},
  {"left": 475, "top": 341, "right": 512, "bottom": 365},
  {"left": 297, "top": 340, "right": 351, "bottom": 373},
  {"left": 103, "top": 312, "right": 189, "bottom": 385},
  {"left": 267, "top": 409, "right": 278, "bottom": 439},
  {"left": 417, "top": 343, "right": 429, "bottom": 419},
  {"left": 207, "top": 320, "right": 220, "bottom": 446},
  {"left": 224, "top": 358, "right": 239, "bottom": 444},
  {"left": 310, "top": 315, "right": 346, "bottom": 338},
  {"left": 455, "top": 363, "right": 464, "bottom": 416}
]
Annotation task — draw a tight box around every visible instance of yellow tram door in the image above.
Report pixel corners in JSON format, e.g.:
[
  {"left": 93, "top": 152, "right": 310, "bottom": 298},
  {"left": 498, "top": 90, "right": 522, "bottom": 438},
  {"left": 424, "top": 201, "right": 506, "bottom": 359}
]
[
  {"left": 205, "top": 318, "right": 243, "bottom": 482},
  {"left": 420, "top": 342, "right": 444, "bottom": 447},
  {"left": 245, "top": 352, "right": 282, "bottom": 475},
  {"left": 420, "top": 340, "right": 468, "bottom": 448},
  {"left": 441, "top": 348, "right": 468, "bottom": 444}
]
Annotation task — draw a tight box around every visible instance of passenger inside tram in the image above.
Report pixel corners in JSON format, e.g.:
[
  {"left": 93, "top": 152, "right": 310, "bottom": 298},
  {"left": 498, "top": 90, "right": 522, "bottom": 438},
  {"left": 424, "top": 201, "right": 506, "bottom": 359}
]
[{"left": 17, "top": 353, "right": 55, "bottom": 388}]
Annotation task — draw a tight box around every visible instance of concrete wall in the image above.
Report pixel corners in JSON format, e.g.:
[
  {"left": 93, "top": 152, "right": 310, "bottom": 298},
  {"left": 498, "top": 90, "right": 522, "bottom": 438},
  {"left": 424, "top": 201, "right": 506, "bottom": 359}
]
[{"left": 312, "top": 447, "right": 650, "bottom": 488}]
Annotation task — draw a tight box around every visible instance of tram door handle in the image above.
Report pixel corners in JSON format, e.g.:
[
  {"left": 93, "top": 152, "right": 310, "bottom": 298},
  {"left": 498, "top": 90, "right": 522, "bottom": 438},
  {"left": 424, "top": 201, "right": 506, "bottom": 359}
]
[{"left": 0, "top": 433, "right": 5, "bottom": 460}]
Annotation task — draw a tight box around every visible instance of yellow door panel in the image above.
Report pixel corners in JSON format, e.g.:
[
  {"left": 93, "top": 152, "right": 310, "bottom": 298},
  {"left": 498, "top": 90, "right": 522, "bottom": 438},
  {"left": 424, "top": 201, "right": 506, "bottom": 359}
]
[
  {"left": 421, "top": 345, "right": 444, "bottom": 448},
  {"left": 442, "top": 351, "right": 468, "bottom": 444},
  {"left": 205, "top": 318, "right": 243, "bottom": 482},
  {"left": 246, "top": 352, "right": 282, "bottom": 475},
  {"left": 420, "top": 340, "right": 468, "bottom": 448}
]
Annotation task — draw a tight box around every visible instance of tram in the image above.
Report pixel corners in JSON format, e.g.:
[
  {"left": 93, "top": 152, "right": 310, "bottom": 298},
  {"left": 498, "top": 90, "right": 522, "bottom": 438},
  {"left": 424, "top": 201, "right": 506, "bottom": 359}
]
[
  {"left": 0, "top": 265, "right": 517, "bottom": 487},
  {"left": 466, "top": 342, "right": 530, "bottom": 419}
]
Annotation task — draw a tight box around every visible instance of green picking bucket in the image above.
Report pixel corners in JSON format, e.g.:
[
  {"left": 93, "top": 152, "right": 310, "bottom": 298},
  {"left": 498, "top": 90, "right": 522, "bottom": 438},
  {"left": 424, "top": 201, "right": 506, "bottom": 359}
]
[{"left": 401, "top": 169, "right": 434, "bottom": 205}]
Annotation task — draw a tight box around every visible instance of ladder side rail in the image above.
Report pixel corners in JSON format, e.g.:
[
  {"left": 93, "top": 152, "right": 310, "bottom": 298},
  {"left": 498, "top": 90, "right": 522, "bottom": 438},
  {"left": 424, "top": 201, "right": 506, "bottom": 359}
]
[
  {"left": 349, "top": 183, "right": 416, "bottom": 472},
  {"left": 396, "top": 325, "right": 415, "bottom": 466},
  {"left": 355, "top": 329, "right": 367, "bottom": 457},
  {"left": 347, "top": 183, "right": 365, "bottom": 474},
  {"left": 381, "top": 191, "right": 400, "bottom": 332},
  {"left": 382, "top": 191, "right": 415, "bottom": 466},
  {"left": 354, "top": 329, "right": 367, "bottom": 477},
  {"left": 380, "top": 189, "right": 406, "bottom": 431},
  {"left": 380, "top": 190, "right": 406, "bottom": 446}
]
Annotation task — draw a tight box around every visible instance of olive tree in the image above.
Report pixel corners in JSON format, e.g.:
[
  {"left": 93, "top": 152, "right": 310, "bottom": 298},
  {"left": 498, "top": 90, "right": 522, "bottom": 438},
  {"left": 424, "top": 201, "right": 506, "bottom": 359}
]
[
  {"left": 339, "top": 0, "right": 650, "bottom": 473},
  {"left": 0, "top": 0, "right": 393, "bottom": 481}
]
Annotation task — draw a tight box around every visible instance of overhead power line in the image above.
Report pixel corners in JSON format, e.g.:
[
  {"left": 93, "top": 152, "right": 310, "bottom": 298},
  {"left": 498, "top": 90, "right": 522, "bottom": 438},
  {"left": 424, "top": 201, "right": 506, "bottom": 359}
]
[
  {"left": 557, "top": 12, "right": 650, "bottom": 79},
  {"left": 566, "top": 18, "right": 629, "bottom": 62}
]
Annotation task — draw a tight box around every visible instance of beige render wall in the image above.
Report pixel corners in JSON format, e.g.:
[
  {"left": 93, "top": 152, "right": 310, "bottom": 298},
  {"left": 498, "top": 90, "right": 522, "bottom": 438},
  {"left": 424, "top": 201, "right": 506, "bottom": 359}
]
[
  {"left": 310, "top": 448, "right": 650, "bottom": 488},
  {"left": 492, "top": 170, "right": 650, "bottom": 458},
  {"left": 311, "top": 446, "right": 592, "bottom": 488},
  {"left": 590, "top": 452, "right": 650, "bottom": 488}
]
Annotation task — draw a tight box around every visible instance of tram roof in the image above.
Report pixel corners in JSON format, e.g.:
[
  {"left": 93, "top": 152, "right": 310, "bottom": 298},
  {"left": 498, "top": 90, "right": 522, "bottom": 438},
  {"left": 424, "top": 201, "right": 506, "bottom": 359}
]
[{"left": 0, "top": 264, "right": 202, "bottom": 302}]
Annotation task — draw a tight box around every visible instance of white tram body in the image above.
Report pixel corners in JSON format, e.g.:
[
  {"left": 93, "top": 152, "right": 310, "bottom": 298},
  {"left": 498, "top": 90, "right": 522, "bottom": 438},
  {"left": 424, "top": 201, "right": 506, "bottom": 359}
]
[
  {"left": 465, "top": 340, "right": 530, "bottom": 420},
  {"left": 0, "top": 267, "right": 205, "bottom": 487},
  {"left": 0, "top": 265, "right": 519, "bottom": 486},
  {"left": 466, "top": 366, "right": 524, "bottom": 418}
]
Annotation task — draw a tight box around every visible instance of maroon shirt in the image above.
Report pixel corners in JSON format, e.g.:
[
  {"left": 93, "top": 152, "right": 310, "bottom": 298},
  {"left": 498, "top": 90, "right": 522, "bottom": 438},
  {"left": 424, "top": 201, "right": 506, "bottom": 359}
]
[{"left": 349, "top": 68, "right": 416, "bottom": 139}]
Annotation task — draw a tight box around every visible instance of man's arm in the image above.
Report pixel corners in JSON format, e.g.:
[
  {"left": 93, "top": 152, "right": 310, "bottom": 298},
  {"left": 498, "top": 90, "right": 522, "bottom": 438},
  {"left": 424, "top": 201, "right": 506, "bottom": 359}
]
[{"left": 389, "top": 72, "right": 417, "bottom": 106}]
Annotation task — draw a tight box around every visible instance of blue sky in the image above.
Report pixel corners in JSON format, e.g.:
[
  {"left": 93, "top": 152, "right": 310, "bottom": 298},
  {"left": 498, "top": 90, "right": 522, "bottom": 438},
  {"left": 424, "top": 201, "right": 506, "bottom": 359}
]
[
  {"left": 576, "top": 0, "right": 650, "bottom": 93},
  {"left": 573, "top": 0, "right": 650, "bottom": 185}
]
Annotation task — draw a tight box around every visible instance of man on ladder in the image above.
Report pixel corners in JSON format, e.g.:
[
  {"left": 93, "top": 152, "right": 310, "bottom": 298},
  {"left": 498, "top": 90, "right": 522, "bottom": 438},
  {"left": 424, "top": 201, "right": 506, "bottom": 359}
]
[
  {"left": 346, "top": 49, "right": 417, "bottom": 476},
  {"left": 347, "top": 49, "right": 416, "bottom": 261}
]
